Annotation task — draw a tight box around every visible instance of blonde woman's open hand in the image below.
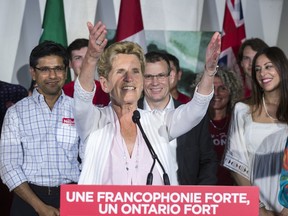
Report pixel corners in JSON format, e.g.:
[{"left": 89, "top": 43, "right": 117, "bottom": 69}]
[
  {"left": 86, "top": 21, "right": 108, "bottom": 59},
  {"left": 205, "top": 32, "right": 221, "bottom": 75}
]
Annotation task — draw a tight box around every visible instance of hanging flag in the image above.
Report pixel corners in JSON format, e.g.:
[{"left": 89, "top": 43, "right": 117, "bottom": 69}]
[
  {"left": 218, "top": 0, "right": 246, "bottom": 76},
  {"left": 95, "top": 0, "right": 116, "bottom": 29},
  {"left": 95, "top": 0, "right": 117, "bottom": 63},
  {"left": 40, "top": 0, "right": 71, "bottom": 82},
  {"left": 115, "top": 0, "right": 147, "bottom": 53}
]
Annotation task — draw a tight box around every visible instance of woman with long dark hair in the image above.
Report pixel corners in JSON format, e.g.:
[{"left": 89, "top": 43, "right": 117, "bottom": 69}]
[{"left": 223, "top": 47, "right": 288, "bottom": 215}]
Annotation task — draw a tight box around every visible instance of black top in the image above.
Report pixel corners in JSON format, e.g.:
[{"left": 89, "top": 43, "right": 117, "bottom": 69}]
[{"left": 0, "top": 81, "right": 28, "bottom": 130}]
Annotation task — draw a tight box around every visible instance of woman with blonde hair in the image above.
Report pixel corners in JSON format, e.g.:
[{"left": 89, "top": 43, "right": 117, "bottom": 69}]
[{"left": 74, "top": 21, "right": 221, "bottom": 185}]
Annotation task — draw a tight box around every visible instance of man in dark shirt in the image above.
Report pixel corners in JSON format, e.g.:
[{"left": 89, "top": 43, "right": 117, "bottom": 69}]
[
  {"left": 0, "top": 80, "right": 28, "bottom": 216},
  {"left": 0, "top": 81, "right": 28, "bottom": 133}
]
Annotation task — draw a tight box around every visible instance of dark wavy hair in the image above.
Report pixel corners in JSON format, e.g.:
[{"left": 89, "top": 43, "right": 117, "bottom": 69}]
[{"left": 194, "top": 67, "right": 243, "bottom": 114}]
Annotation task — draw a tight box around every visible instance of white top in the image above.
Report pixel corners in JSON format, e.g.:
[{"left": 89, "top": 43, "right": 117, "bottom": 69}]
[
  {"left": 142, "top": 96, "right": 178, "bottom": 159},
  {"left": 223, "top": 102, "right": 288, "bottom": 212},
  {"left": 74, "top": 78, "right": 213, "bottom": 185},
  {"left": 101, "top": 113, "right": 163, "bottom": 185}
]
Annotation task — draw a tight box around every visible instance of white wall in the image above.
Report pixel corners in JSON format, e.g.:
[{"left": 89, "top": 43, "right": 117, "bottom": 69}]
[{"left": 0, "top": 0, "right": 286, "bottom": 87}]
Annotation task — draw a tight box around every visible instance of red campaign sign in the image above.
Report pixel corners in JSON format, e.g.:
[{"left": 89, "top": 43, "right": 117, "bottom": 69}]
[{"left": 60, "top": 185, "right": 259, "bottom": 216}]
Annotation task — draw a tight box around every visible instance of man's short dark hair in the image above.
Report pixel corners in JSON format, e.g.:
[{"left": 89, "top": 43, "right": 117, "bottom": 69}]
[
  {"left": 29, "top": 41, "right": 69, "bottom": 68},
  {"left": 67, "top": 38, "right": 88, "bottom": 60},
  {"left": 145, "top": 51, "right": 171, "bottom": 74}
]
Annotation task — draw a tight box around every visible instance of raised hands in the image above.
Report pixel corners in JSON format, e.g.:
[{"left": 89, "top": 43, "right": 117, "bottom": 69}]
[
  {"left": 79, "top": 21, "right": 108, "bottom": 92},
  {"left": 196, "top": 32, "right": 221, "bottom": 95},
  {"left": 86, "top": 21, "right": 108, "bottom": 59},
  {"left": 205, "top": 32, "right": 221, "bottom": 76}
]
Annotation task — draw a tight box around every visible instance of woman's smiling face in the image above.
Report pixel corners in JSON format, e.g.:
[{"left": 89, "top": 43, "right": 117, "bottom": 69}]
[
  {"left": 100, "top": 54, "right": 143, "bottom": 107},
  {"left": 255, "top": 54, "right": 280, "bottom": 93}
]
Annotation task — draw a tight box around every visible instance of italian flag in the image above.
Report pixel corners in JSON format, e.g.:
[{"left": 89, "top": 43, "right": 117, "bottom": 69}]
[{"left": 115, "top": 0, "right": 147, "bottom": 53}]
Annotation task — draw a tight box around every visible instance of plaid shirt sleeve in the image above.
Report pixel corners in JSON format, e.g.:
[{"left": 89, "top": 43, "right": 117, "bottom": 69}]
[{"left": 0, "top": 106, "right": 28, "bottom": 191}]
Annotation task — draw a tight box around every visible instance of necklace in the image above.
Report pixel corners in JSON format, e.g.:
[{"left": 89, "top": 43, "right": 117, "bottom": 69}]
[
  {"left": 262, "top": 96, "right": 277, "bottom": 121},
  {"left": 122, "top": 136, "right": 140, "bottom": 171},
  {"left": 209, "top": 117, "right": 229, "bottom": 130}
]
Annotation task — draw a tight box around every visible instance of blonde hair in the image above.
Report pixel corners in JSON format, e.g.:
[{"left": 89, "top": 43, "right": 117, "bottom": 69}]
[{"left": 97, "top": 41, "right": 146, "bottom": 78}]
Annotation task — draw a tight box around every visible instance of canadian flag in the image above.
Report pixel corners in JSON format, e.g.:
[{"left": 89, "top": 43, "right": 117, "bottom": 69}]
[
  {"left": 219, "top": 0, "right": 246, "bottom": 76},
  {"left": 115, "top": 0, "right": 147, "bottom": 52}
]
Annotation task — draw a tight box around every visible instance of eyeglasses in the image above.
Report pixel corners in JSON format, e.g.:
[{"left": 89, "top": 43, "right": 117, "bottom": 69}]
[
  {"left": 143, "top": 73, "right": 169, "bottom": 82},
  {"left": 34, "top": 66, "right": 66, "bottom": 75}
]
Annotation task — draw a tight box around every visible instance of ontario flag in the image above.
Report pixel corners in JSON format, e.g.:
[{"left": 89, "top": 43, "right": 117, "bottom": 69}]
[
  {"left": 219, "top": 0, "right": 246, "bottom": 76},
  {"left": 115, "top": 0, "right": 147, "bottom": 52}
]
